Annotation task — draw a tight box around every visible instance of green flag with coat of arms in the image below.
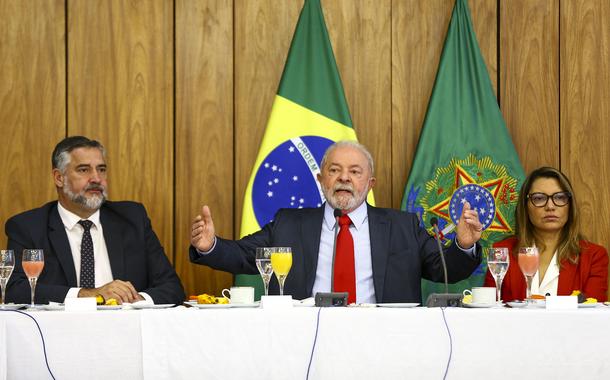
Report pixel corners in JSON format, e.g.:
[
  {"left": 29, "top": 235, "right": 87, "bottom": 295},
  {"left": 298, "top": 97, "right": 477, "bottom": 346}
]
[
  {"left": 401, "top": 0, "right": 525, "bottom": 302},
  {"left": 235, "top": 0, "right": 373, "bottom": 297}
]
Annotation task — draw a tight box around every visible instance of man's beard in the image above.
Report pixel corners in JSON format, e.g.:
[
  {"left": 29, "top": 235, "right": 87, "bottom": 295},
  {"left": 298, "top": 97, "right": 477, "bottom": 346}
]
[
  {"left": 63, "top": 180, "right": 107, "bottom": 211},
  {"left": 322, "top": 183, "right": 368, "bottom": 211}
]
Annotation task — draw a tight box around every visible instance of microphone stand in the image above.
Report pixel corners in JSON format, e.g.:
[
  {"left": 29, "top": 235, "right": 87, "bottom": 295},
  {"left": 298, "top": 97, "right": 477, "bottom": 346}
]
[{"left": 426, "top": 219, "right": 463, "bottom": 307}]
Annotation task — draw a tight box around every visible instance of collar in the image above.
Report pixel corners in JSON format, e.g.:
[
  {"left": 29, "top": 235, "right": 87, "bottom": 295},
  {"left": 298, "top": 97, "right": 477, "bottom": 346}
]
[
  {"left": 57, "top": 201, "right": 101, "bottom": 230},
  {"left": 538, "top": 250, "right": 560, "bottom": 289},
  {"left": 323, "top": 201, "right": 368, "bottom": 231}
]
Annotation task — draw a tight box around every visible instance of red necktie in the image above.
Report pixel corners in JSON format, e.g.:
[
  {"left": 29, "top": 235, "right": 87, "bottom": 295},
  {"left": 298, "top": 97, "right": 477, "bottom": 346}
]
[{"left": 334, "top": 214, "right": 356, "bottom": 304}]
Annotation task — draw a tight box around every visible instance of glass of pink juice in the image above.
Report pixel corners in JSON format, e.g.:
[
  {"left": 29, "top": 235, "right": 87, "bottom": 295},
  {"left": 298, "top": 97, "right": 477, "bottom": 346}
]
[
  {"left": 22, "top": 249, "right": 44, "bottom": 306},
  {"left": 517, "top": 247, "right": 539, "bottom": 300}
]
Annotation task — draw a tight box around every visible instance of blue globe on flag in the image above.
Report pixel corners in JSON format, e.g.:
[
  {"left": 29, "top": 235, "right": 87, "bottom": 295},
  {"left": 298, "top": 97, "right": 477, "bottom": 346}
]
[
  {"left": 449, "top": 184, "right": 496, "bottom": 230},
  {"left": 252, "top": 136, "right": 334, "bottom": 227}
]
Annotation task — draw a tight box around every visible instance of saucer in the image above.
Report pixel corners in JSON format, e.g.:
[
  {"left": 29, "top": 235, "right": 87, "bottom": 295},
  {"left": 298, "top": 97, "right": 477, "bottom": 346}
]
[
  {"left": 463, "top": 302, "right": 497, "bottom": 308},
  {"left": 506, "top": 301, "right": 527, "bottom": 308}
]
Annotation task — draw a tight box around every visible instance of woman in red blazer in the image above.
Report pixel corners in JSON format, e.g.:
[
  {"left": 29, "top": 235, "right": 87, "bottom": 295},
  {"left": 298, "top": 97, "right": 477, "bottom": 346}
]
[{"left": 484, "top": 167, "right": 608, "bottom": 302}]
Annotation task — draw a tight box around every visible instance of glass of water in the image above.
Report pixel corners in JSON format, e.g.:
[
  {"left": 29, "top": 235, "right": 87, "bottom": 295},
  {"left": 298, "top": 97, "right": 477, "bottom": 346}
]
[
  {"left": 0, "top": 250, "right": 15, "bottom": 305},
  {"left": 255, "top": 247, "right": 274, "bottom": 296},
  {"left": 486, "top": 247, "right": 509, "bottom": 303}
]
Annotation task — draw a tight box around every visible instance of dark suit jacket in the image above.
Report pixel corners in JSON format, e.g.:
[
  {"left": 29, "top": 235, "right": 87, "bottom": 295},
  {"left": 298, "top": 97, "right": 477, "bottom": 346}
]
[
  {"left": 5, "top": 201, "right": 185, "bottom": 304},
  {"left": 484, "top": 237, "right": 609, "bottom": 302},
  {"left": 190, "top": 204, "right": 481, "bottom": 303}
]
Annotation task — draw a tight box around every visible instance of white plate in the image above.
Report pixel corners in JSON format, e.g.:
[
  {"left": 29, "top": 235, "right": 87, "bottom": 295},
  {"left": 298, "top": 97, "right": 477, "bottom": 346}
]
[
  {"left": 43, "top": 304, "right": 65, "bottom": 311},
  {"left": 506, "top": 301, "right": 527, "bottom": 308},
  {"left": 376, "top": 303, "right": 420, "bottom": 308},
  {"left": 229, "top": 302, "right": 260, "bottom": 308},
  {"left": 97, "top": 305, "right": 123, "bottom": 310},
  {"left": 191, "top": 303, "right": 231, "bottom": 309},
  {"left": 529, "top": 300, "right": 546, "bottom": 308},
  {"left": 463, "top": 302, "right": 497, "bottom": 308},
  {"left": 131, "top": 303, "right": 175, "bottom": 310},
  {"left": 0, "top": 304, "right": 27, "bottom": 310},
  {"left": 578, "top": 303, "right": 599, "bottom": 308}
]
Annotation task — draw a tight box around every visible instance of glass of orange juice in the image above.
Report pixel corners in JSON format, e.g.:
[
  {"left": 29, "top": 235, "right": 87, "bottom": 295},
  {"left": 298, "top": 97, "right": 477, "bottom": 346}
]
[
  {"left": 270, "top": 247, "right": 292, "bottom": 296},
  {"left": 22, "top": 249, "right": 44, "bottom": 306}
]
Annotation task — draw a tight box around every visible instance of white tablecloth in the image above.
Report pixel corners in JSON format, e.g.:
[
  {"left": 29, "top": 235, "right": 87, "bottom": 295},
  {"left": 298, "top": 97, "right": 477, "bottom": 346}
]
[{"left": 2, "top": 306, "right": 610, "bottom": 380}]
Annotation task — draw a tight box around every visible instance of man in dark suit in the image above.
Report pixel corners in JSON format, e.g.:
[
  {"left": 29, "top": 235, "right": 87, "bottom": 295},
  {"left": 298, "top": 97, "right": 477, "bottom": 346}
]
[
  {"left": 189, "top": 141, "right": 482, "bottom": 303},
  {"left": 5, "top": 136, "right": 184, "bottom": 304}
]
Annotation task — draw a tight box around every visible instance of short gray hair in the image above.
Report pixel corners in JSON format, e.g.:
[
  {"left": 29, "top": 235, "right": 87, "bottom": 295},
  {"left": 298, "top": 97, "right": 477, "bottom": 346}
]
[
  {"left": 52, "top": 136, "right": 105, "bottom": 173},
  {"left": 320, "top": 140, "right": 374, "bottom": 175}
]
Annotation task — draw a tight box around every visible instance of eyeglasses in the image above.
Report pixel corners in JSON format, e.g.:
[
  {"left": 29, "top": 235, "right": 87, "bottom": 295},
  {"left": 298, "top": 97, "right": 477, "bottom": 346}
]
[{"left": 527, "top": 192, "right": 572, "bottom": 207}]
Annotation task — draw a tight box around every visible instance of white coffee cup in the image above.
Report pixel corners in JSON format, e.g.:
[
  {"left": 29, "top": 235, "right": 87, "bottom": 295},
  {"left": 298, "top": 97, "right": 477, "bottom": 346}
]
[
  {"left": 222, "top": 286, "right": 255, "bottom": 304},
  {"left": 463, "top": 287, "right": 496, "bottom": 304}
]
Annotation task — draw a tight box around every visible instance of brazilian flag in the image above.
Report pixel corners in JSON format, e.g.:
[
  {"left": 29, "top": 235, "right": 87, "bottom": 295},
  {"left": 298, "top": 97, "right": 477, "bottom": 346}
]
[
  {"left": 235, "top": 0, "right": 372, "bottom": 296},
  {"left": 401, "top": 0, "right": 525, "bottom": 302}
]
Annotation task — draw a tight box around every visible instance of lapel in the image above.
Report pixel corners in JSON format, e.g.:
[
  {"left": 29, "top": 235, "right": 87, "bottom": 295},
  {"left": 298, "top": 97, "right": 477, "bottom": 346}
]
[
  {"left": 48, "top": 204, "right": 78, "bottom": 286},
  {"left": 557, "top": 259, "right": 578, "bottom": 295},
  {"left": 301, "top": 207, "right": 324, "bottom": 295},
  {"left": 367, "top": 204, "right": 390, "bottom": 302},
  {"left": 100, "top": 205, "right": 125, "bottom": 279}
]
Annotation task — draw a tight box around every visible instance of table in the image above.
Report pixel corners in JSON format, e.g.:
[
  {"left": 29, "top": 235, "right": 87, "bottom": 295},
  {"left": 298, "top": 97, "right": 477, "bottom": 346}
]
[{"left": 2, "top": 306, "right": 610, "bottom": 379}]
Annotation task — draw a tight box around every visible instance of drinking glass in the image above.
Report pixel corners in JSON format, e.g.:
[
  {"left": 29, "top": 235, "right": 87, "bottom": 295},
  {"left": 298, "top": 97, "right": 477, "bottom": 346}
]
[
  {"left": 485, "top": 247, "right": 509, "bottom": 303},
  {"left": 255, "top": 247, "right": 274, "bottom": 296},
  {"left": 517, "top": 247, "right": 539, "bottom": 301},
  {"left": 270, "top": 247, "right": 292, "bottom": 296},
  {"left": 0, "top": 250, "right": 15, "bottom": 305},
  {"left": 22, "top": 249, "right": 44, "bottom": 306}
]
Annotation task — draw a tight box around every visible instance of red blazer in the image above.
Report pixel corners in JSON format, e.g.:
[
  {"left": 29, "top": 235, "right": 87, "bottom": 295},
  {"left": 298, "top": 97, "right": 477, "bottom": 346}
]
[{"left": 484, "top": 237, "right": 609, "bottom": 302}]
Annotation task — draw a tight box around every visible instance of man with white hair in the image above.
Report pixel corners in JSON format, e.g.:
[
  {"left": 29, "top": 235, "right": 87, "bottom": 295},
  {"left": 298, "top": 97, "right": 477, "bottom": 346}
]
[
  {"left": 190, "top": 140, "right": 482, "bottom": 304},
  {"left": 5, "top": 136, "right": 184, "bottom": 305}
]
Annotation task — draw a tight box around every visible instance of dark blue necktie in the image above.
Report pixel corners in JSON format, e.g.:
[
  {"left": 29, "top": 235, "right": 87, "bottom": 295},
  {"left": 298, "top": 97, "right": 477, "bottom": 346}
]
[{"left": 78, "top": 220, "right": 95, "bottom": 288}]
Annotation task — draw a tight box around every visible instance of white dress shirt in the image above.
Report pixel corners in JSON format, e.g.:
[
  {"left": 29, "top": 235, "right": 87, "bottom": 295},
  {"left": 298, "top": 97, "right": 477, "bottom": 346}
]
[
  {"left": 57, "top": 202, "right": 152, "bottom": 302},
  {"left": 312, "top": 202, "right": 375, "bottom": 303}
]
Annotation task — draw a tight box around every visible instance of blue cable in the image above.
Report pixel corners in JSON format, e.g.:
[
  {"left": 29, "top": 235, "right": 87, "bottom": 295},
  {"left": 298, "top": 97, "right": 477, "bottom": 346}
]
[
  {"left": 0, "top": 309, "right": 57, "bottom": 380},
  {"left": 305, "top": 307, "right": 323, "bottom": 380},
  {"left": 439, "top": 307, "right": 453, "bottom": 380}
]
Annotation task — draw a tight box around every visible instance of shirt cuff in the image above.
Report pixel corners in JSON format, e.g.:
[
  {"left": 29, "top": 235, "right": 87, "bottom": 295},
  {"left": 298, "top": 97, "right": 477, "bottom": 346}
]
[
  {"left": 64, "top": 287, "right": 81, "bottom": 301},
  {"left": 196, "top": 236, "right": 217, "bottom": 256},
  {"left": 139, "top": 292, "right": 153, "bottom": 303},
  {"left": 455, "top": 239, "right": 477, "bottom": 257}
]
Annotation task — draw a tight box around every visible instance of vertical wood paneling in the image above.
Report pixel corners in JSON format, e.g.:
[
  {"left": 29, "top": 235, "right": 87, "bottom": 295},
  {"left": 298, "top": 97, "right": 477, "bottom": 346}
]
[
  {"left": 0, "top": 0, "right": 65, "bottom": 249},
  {"left": 234, "top": 0, "right": 303, "bottom": 235},
  {"left": 501, "top": 0, "right": 559, "bottom": 172},
  {"left": 67, "top": 0, "right": 173, "bottom": 260},
  {"left": 175, "top": 0, "right": 233, "bottom": 297},
  {"left": 325, "top": 0, "right": 392, "bottom": 207},
  {"left": 561, "top": 1, "right": 610, "bottom": 281},
  {"left": 391, "top": 0, "right": 454, "bottom": 209},
  {"left": 470, "top": 0, "right": 498, "bottom": 94}
]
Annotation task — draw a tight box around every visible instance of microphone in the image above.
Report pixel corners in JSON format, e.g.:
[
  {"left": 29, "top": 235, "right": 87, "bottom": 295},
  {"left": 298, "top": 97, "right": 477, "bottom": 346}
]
[
  {"left": 426, "top": 217, "right": 463, "bottom": 307},
  {"left": 330, "top": 208, "right": 342, "bottom": 291}
]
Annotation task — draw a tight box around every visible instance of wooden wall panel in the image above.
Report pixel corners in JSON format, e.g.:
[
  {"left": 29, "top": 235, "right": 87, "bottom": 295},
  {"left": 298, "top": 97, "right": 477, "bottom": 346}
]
[
  {"left": 67, "top": 0, "right": 174, "bottom": 261},
  {"left": 325, "top": 0, "right": 392, "bottom": 207},
  {"left": 175, "top": 0, "right": 233, "bottom": 297},
  {"left": 501, "top": 0, "right": 559, "bottom": 173},
  {"left": 561, "top": 0, "right": 610, "bottom": 265},
  {"left": 0, "top": 0, "right": 65, "bottom": 249},
  {"left": 234, "top": 0, "right": 303, "bottom": 235},
  {"left": 392, "top": 0, "right": 454, "bottom": 209}
]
